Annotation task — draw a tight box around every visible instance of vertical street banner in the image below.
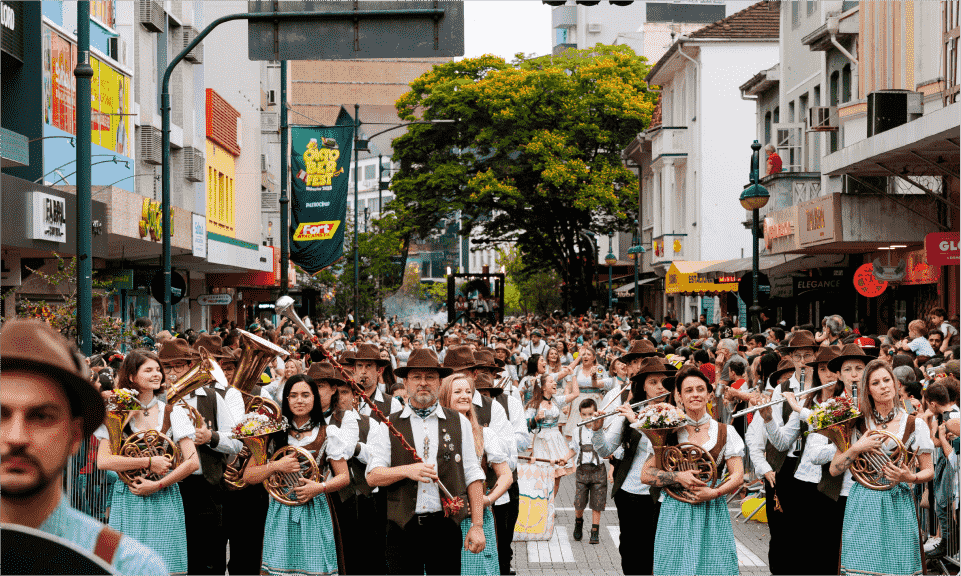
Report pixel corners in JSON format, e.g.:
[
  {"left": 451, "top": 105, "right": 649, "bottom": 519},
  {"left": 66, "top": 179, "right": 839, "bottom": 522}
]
[{"left": 289, "top": 123, "right": 354, "bottom": 274}]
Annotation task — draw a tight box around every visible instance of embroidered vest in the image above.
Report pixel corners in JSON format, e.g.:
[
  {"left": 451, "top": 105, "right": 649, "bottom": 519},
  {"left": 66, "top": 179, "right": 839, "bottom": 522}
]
[
  {"left": 385, "top": 408, "right": 469, "bottom": 528},
  {"left": 611, "top": 421, "right": 644, "bottom": 498}
]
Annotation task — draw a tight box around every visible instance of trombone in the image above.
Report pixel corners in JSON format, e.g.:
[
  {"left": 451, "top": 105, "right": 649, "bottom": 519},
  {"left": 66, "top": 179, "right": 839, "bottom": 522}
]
[
  {"left": 730, "top": 382, "right": 836, "bottom": 419},
  {"left": 576, "top": 392, "right": 671, "bottom": 427}
]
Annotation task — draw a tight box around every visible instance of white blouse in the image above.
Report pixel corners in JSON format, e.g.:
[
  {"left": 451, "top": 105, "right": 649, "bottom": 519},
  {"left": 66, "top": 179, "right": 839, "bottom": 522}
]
[
  {"left": 481, "top": 426, "right": 512, "bottom": 506},
  {"left": 94, "top": 401, "right": 196, "bottom": 444},
  {"left": 657, "top": 420, "right": 744, "bottom": 503}
]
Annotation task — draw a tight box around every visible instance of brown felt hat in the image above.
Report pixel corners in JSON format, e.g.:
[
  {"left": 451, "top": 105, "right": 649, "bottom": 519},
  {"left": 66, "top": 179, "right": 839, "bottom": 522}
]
[
  {"left": 158, "top": 338, "right": 201, "bottom": 364},
  {"left": 394, "top": 348, "right": 453, "bottom": 379},
  {"left": 0, "top": 319, "right": 103, "bottom": 436},
  {"left": 827, "top": 343, "right": 871, "bottom": 373},
  {"left": 338, "top": 349, "right": 357, "bottom": 366},
  {"left": 443, "top": 345, "right": 479, "bottom": 372},
  {"left": 473, "top": 348, "right": 503, "bottom": 370},
  {"left": 194, "top": 334, "right": 234, "bottom": 362},
  {"left": 353, "top": 342, "right": 390, "bottom": 367},
  {"left": 806, "top": 346, "right": 839, "bottom": 368},
  {"left": 621, "top": 339, "right": 661, "bottom": 362},
  {"left": 778, "top": 330, "right": 818, "bottom": 352},
  {"left": 768, "top": 357, "right": 797, "bottom": 387},
  {"left": 306, "top": 361, "right": 347, "bottom": 387},
  {"left": 474, "top": 370, "right": 504, "bottom": 396},
  {"left": 629, "top": 356, "right": 676, "bottom": 387}
]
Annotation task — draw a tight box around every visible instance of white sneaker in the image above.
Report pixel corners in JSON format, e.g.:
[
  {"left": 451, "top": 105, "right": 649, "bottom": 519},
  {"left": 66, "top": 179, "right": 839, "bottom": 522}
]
[{"left": 923, "top": 537, "right": 943, "bottom": 554}]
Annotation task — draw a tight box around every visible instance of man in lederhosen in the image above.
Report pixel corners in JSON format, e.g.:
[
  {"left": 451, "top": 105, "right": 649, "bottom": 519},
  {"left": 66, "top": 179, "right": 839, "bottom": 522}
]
[
  {"left": 367, "top": 348, "right": 487, "bottom": 574},
  {"left": 159, "top": 338, "right": 242, "bottom": 575}
]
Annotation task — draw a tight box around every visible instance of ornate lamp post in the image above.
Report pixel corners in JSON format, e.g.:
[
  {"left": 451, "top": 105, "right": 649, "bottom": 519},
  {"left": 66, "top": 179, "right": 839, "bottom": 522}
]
[
  {"left": 605, "top": 232, "right": 617, "bottom": 314},
  {"left": 627, "top": 219, "right": 645, "bottom": 315},
  {"left": 739, "top": 140, "right": 770, "bottom": 334}
]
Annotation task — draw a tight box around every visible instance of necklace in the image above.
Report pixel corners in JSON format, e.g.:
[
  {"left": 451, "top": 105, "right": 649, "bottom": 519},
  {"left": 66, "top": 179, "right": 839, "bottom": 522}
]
[
  {"left": 289, "top": 419, "right": 316, "bottom": 439},
  {"left": 872, "top": 406, "right": 897, "bottom": 429}
]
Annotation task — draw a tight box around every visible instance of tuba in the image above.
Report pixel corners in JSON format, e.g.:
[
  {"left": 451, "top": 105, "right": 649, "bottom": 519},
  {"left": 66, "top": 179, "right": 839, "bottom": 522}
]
[
  {"left": 265, "top": 443, "right": 325, "bottom": 506},
  {"left": 813, "top": 417, "right": 911, "bottom": 491},
  {"left": 115, "top": 401, "right": 203, "bottom": 488},
  {"left": 224, "top": 396, "right": 284, "bottom": 490},
  {"left": 166, "top": 349, "right": 227, "bottom": 405},
  {"left": 230, "top": 329, "right": 289, "bottom": 403}
]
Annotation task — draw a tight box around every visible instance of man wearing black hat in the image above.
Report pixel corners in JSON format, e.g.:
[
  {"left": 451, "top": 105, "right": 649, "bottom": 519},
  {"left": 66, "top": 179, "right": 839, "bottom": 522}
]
[
  {"left": 367, "top": 348, "right": 487, "bottom": 575},
  {"left": 592, "top": 356, "right": 675, "bottom": 575},
  {"left": 1, "top": 320, "right": 168, "bottom": 575}
]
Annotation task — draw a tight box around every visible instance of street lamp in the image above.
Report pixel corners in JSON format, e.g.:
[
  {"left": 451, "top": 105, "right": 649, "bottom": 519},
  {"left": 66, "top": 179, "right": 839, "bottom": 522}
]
[
  {"left": 627, "top": 219, "right": 645, "bottom": 315},
  {"left": 739, "top": 140, "right": 770, "bottom": 333},
  {"left": 605, "top": 232, "right": 617, "bottom": 314}
]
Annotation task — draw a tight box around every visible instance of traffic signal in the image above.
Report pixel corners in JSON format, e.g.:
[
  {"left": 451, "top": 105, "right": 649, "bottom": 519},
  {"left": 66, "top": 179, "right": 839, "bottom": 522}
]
[{"left": 543, "top": 1, "right": 635, "bottom": 5}]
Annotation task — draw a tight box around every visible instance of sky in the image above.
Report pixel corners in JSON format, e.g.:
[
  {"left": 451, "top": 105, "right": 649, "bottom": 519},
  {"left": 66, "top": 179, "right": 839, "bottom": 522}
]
[{"left": 463, "top": 0, "right": 554, "bottom": 61}]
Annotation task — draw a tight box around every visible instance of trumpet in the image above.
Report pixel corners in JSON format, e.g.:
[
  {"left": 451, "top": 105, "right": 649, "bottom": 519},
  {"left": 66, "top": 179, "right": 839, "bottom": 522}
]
[
  {"left": 730, "top": 382, "right": 836, "bottom": 419},
  {"left": 577, "top": 392, "right": 671, "bottom": 427}
]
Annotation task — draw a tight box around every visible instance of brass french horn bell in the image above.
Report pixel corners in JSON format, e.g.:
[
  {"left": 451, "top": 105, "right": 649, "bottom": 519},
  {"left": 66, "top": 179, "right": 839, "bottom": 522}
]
[
  {"left": 166, "top": 348, "right": 226, "bottom": 404},
  {"left": 850, "top": 429, "right": 910, "bottom": 491},
  {"left": 116, "top": 402, "right": 201, "bottom": 488},
  {"left": 265, "top": 445, "right": 322, "bottom": 506},
  {"left": 224, "top": 395, "right": 283, "bottom": 491},
  {"left": 275, "top": 295, "right": 314, "bottom": 338},
  {"left": 662, "top": 443, "right": 719, "bottom": 504}
]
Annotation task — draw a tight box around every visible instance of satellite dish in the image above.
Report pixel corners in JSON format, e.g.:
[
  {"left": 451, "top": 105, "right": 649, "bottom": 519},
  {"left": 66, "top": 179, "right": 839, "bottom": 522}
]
[{"left": 872, "top": 257, "right": 906, "bottom": 282}]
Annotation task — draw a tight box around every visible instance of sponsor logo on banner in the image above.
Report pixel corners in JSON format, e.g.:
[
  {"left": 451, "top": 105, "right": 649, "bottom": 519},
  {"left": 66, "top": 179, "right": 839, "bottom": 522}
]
[
  {"left": 293, "top": 221, "right": 340, "bottom": 241},
  {"left": 925, "top": 232, "right": 960, "bottom": 266}
]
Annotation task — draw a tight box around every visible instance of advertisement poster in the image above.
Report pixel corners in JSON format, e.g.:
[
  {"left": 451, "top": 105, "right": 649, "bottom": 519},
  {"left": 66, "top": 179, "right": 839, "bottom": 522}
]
[
  {"left": 42, "top": 24, "right": 130, "bottom": 157},
  {"left": 289, "top": 123, "right": 354, "bottom": 274}
]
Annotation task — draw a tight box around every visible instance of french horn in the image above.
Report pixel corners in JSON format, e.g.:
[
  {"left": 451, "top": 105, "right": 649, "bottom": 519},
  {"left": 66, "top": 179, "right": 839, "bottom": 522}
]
[
  {"left": 638, "top": 426, "right": 719, "bottom": 504},
  {"left": 813, "top": 418, "right": 913, "bottom": 491},
  {"left": 116, "top": 401, "right": 203, "bottom": 488},
  {"left": 224, "top": 396, "right": 284, "bottom": 490},
  {"left": 265, "top": 445, "right": 323, "bottom": 506}
]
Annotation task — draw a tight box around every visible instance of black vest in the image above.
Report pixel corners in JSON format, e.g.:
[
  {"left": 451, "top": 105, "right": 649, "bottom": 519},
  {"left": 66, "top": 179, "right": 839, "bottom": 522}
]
[
  {"left": 610, "top": 420, "right": 645, "bottom": 497},
  {"left": 473, "top": 396, "right": 500, "bottom": 491},
  {"left": 196, "top": 387, "right": 225, "bottom": 486},
  {"left": 385, "top": 408, "right": 469, "bottom": 527},
  {"left": 764, "top": 401, "right": 799, "bottom": 474},
  {"left": 339, "top": 414, "right": 375, "bottom": 500}
]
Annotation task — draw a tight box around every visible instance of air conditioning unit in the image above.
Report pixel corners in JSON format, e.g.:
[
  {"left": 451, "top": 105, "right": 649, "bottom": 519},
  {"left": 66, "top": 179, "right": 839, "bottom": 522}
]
[
  {"left": 183, "top": 147, "right": 204, "bottom": 182},
  {"left": 139, "top": 127, "right": 162, "bottom": 165},
  {"left": 867, "top": 90, "right": 922, "bottom": 137},
  {"left": 182, "top": 26, "right": 202, "bottom": 63},
  {"left": 138, "top": 0, "right": 164, "bottom": 33},
  {"left": 807, "top": 106, "right": 837, "bottom": 132},
  {"left": 261, "top": 112, "right": 279, "bottom": 133},
  {"left": 108, "top": 37, "right": 128, "bottom": 67},
  {"left": 587, "top": 22, "right": 602, "bottom": 33}
]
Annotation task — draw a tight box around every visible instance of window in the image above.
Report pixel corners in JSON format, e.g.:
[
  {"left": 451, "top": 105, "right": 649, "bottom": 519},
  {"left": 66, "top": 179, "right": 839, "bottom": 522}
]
[
  {"left": 792, "top": 1, "right": 800, "bottom": 28},
  {"left": 773, "top": 106, "right": 780, "bottom": 124},
  {"left": 764, "top": 111, "right": 772, "bottom": 145},
  {"left": 807, "top": 1, "right": 817, "bottom": 16},
  {"left": 365, "top": 164, "right": 376, "bottom": 180},
  {"left": 841, "top": 64, "right": 852, "bottom": 103},
  {"left": 829, "top": 71, "right": 840, "bottom": 106},
  {"left": 774, "top": 124, "right": 804, "bottom": 172},
  {"left": 555, "top": 28, "right": 569, "bottom": 45},
  {"left": 813, "top": 84, "right": 821, "bottom": 107},
  {"left": 788, "top": 101, "right": 796, "bottom": 123},
  {"left": 799, "top": 93, "right": 809, "bottom": 169}
]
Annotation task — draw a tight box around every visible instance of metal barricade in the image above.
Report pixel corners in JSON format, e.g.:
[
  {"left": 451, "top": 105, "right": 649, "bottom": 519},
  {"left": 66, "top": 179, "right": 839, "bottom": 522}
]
[{"left": 64, "top": 436, "right": 115, "bottom": 524}]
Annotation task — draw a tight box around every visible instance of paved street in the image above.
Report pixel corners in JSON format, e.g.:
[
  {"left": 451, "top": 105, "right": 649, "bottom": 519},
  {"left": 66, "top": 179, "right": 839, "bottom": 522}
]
[{"left": 511, "top": 473, "right": 772, "bottom": 576}]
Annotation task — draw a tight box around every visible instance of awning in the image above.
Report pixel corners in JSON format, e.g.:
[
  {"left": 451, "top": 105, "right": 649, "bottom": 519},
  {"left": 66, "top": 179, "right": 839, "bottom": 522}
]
[
  {"left": 665, "top": 261, "right": 739, "bottom": 296},
  {"left": 615, "top": 277, "right": 659, "bottom": 296},
  {"left": 822, "top": 102, "right": 959, "bottom": 178},
  {"left": 698, "top": 254, "right": 800, "bottom": 276}
]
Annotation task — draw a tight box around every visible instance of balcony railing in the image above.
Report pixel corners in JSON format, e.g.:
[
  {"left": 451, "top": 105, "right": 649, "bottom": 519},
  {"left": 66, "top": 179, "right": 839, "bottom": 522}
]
[{"left": 650, "top": 126, "right": 688, "bottom": 160}]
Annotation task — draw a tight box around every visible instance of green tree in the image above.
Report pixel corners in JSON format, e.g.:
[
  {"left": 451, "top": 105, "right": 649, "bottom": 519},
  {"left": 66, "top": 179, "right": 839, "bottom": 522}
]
[
  {"left": 496, "top": 245, "right": 564, "bottom": 316},
  {"left": 387, "top": 46, "right": 656, "bottom": 313}
]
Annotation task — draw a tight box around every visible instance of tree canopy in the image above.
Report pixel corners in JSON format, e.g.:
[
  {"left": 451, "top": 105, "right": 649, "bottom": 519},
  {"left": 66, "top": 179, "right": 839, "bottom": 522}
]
[{"left": 386, "top": 45, "right": 656, "bottom": 312}]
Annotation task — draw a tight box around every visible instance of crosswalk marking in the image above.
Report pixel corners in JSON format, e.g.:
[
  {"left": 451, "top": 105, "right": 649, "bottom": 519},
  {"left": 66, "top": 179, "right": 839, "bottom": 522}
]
[
  {"left": 735, "top": 537, "right": 767, "bottom": 567},
  {"left": 526, "top": 526, "right": 576, "bottom": 562}
]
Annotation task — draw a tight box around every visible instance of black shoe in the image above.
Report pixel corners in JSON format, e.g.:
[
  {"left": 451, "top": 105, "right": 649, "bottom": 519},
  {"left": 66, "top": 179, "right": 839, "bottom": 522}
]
[
  {"left": 589, "top": 525, "right": 600, "bottom": 544},
  {"left": 573, "top": 518, "right": 584, "bottom": 541},
  {"left": 927, "top": 540, "right": 947, "bottom": 558}
]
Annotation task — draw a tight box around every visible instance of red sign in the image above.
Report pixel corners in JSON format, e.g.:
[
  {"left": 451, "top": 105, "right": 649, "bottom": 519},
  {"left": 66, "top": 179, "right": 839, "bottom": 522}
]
[
  {"left": 925, "top": 232, "right": 960, "bottom": 266},
  {"left": 853, "top": 263, "right": 887, "bottom": 297},
  {"left": 902, "top": 249, "right": 941, "bottom": 285}
]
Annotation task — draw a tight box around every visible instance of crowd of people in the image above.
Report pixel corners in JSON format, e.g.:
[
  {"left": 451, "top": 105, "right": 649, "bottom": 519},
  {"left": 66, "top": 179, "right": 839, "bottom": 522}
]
[{"left": 1, "top": 306, "right": 959, "bottom": 575}]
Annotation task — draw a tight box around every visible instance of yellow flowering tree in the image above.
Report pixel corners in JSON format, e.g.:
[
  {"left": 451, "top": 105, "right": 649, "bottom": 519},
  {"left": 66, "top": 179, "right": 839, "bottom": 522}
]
[{"left": 388, "top": 46, "right": 656, "bottom": 312}]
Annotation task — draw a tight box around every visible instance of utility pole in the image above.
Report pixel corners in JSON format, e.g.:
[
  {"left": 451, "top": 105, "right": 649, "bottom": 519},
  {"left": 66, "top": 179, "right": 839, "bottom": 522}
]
[
  {"left": 279, "top": 61, "right": 289, "bottom": 296},
  {"left": 353, "top": 104, "right": 360, "bottom": 333},
  {"left": 75, "top": 1, "right": 93, "bottom": 355}
]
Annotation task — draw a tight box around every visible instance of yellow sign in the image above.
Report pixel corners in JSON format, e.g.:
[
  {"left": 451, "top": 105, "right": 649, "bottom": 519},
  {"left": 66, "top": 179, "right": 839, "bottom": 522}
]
[
  {"left": 89, "top": 55, "right": 131, "bottom": 156},
  {"left": 293, "top": 221, "right": 340, "bottom": 241},
  {"left": 665, "top": 261, "right": 737, "bottom": 295},
  {"left": 303, "top": 137, "right": 344, "bottom": 190},
  {"left": 139, "top": 197, "right": 176, "bottom": 241},
  {"left": 206, "top": 140, "right": 236, "bottom": 237}
]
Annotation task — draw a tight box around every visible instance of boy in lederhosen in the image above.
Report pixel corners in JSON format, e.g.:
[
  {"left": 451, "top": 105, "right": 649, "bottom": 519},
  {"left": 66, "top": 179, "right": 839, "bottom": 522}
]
[{"left": 570, "top": 398, "right": 607, "bottom": 544}]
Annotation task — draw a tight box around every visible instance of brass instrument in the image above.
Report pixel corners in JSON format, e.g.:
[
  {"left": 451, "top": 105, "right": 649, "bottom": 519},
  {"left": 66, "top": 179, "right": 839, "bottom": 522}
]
[
  {"left": 115, "top": 401, "right": 202, "bottom": 488},
  {"left": 224, "top": 396, "right": 284, "bottom": 490},
  {"left": 637, "top": 426, "right": 719, "bottom": 504},
  {"left": 265, "top": 443, "right": 325, "bottom": 506},
  {"left": 166, "top": 349, "right": 227, "bottom": 404},
  {"left": 576, "top": 392, "right": 671, "bottom": 426},
  {"left": 730, "top": 382, "right": 836, "bottom": 419},
  {"left": 813, "top": 418, "right": 912, "bottom": 491},
  {"left": 231, "top": 329, "right": 289, "bottom": 399}
]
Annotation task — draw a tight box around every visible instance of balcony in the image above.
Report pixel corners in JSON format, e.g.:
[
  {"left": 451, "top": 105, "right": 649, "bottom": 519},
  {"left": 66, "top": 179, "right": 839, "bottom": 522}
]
[
  {"left": 649, "top": 126, "right": 688, "bottom": 161},
  {"left": 651, "top": 234, "right": 689, "bottom": 268},
  {"left": 551, "top": 5, "right": 576, "bottom": 27}
]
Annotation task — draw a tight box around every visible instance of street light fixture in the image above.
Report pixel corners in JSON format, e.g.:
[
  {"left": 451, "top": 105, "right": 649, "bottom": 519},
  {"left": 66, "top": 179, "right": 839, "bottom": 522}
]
[
  {"left": 740, "top": 140, "right": 770, "bottom": 333},
  {"left": 627, "top": 219, "right": 645, "bottom": 315},
  {"left": 605, "top": 232, "right": 616, "bottom": 313}
]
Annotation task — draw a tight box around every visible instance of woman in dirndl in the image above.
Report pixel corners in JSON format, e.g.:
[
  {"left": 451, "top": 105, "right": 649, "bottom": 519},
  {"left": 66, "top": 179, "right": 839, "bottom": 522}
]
[
  {"left": 829, "top": 360, "right": 934, "bottom": 576},
  {"left": 526, "top": 373, "right": 580, "bottom": 495},
  {"left": 563, "top": 346, "right": 609, "bottom": 439},
  {"left": 243, "top": 373, "right": 353, "bottom": 576},
  {"left": 94, "top": 350, "right": 199, "bottom": 575},
  {"left": 642, "top": 366, "right": 744, "bottom": 576},
  {"left": 440, "top": 373, "right": 513, "bottom": 575}
]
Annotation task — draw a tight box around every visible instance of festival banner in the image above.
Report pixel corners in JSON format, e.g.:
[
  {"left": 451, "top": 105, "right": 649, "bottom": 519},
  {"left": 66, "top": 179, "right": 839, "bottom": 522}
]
[{"left": 289, "top": 122, "right": 354, "bottom": 274}]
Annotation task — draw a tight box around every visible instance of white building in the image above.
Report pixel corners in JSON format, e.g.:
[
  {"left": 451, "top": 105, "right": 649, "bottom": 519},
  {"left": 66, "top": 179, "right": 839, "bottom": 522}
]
[{"left": 625, "top": 1, "right": 780, "bottom": 324}]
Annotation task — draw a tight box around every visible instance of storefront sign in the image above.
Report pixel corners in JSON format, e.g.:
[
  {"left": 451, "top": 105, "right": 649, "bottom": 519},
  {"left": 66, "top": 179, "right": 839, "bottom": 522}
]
[
  {"left": 139, "top": 198, "right": 176, "bottom": 241},
  {"left": 798, "top": 195, "right": 840, "bottom": 247},
  {"left": 197, "top": 293, "right": 233, "bottom": 306},
  {"left": 100, "top": 269, "right": 134, "bottom": 290},
  {"left": 925, "top": 232, "right": 959, "bottom": 266},
  {"left": 764, "top": 216, "right": 794, "bottom": 249},
  {"left": 853, "top": 263, "right": 887, "bottom": 297},
  {"left": 902, "top": 249, "right": 941, "bottom": 285},
  {"left": 793, "top": 276, "right": 844, "bottom": 296},
  {"left": 0, "top": 2, "right": 23, "bottom": 62},
  {"left": 192, "top": 214, "right": 206, "bottom": 258},
  {"left": 717, "top": 275, "right": 739, "bottom": 284},
  {"left": 28, "top": 192, "right": 67, "bottom": 242}
]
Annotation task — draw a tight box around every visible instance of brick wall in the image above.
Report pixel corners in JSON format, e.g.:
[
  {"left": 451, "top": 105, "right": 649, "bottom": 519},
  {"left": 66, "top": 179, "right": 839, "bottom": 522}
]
[{"left": 205, "top": 88, "right": 241, "bottom": 156}]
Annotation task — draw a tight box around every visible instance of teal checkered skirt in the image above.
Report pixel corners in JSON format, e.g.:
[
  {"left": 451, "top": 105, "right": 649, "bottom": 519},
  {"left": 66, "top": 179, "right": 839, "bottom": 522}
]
[
  {"left": 841, "top": 482, "right": 921, "bottom": 576},
  {"left": 653, "top": 496, "right": 738, "bottom": 576},
  {"left": 261, "top": 494, "right": 339, "bottom": 576},
  {"left": 460, "top": 506, "right": 499, "bottom": 575},
  {"left": 107, "top": 480, "right": 185, "bottom": 575}
]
